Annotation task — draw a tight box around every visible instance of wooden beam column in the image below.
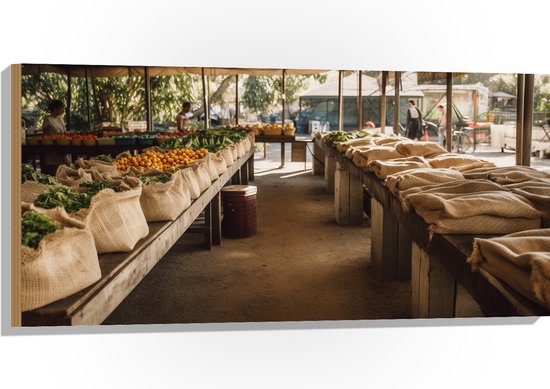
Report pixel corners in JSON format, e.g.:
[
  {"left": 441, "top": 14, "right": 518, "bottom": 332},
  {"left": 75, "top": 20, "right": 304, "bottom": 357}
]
[
  {"left": 144, "top": 66, "right": 153, "bottom": 131},
  {"left": 516, "top": 74, "right": 524, "bottom": 165},
  {"left": 357, "top": 71, "right": 363, "bottom": 130},
  {"left": 522, "top": 74, "right": 535, "bottom": 166},
  {"left": 201, "top": 67, "right": 210, "bottom": 129},
  {"left": 235, "top": 74, "right": 239, "bottom": 125},
  {"left": 66, "top": 69, "right": 72, "bottom": 130},
  {"left": 446, "top": 73, "right": 453, "bottom": 152},
  {"left": 393, "top": 71, "right": 401, "bottom": 135},
  {"left": 380, "top": 71, "right": 387, "bottom": 133},
  {"left": 281, "top": 69, "right": 286, "bottom": 126},
  {"left": 338, "top": 70, "right": 344, "bottom": 131}
]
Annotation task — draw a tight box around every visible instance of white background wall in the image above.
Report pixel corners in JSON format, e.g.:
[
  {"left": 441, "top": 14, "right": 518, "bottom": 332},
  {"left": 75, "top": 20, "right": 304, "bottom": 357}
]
[{"left": 2, "top": 1, "right": 550, "bottom": 388}]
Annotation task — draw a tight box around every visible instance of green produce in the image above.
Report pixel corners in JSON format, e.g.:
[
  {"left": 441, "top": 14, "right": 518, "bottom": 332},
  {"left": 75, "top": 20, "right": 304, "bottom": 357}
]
[
  {"left": 34, "top": 187, "right": 91, "bottom": 213},
  {"left": 94, "top": 154, "right": 115, "bottom": 163},
  {"left": 139, "top": 174, "right": 171, "bottom": 186},
  {"left": 22, "top": 164, "right": 58, "bottom": 185},
  {"left": 326, "top": 131, "right": 353, "bottom": 147},
  {"left": 21, "top": 211, "right": 60, "bottom": 249},
  {"left": 79, "top": 181, "right": 121, "bottom": 197}
]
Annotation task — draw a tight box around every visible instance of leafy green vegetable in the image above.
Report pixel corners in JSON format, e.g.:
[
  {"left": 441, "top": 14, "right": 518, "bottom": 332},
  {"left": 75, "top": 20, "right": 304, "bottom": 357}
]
[
  {"left": 326, "top": 131, "right": 353, "bottom": 147},
  {"left": 34, "top": 187, "right": 91, "bottom": 213},
  {"left": 139, "top": 174, "right": 171, "bottom": 186},
  {"left": 22, "top": 164, "right": 58, "bottom": 185},
  {"left": 79, "top": 181, "right": 121, "bottom": 197},
  {"left": 94, "top": 154, "right": 114, "bottom": 163},
  {"left": 22, "top": 211, "right": 60, "bottom": 249}
]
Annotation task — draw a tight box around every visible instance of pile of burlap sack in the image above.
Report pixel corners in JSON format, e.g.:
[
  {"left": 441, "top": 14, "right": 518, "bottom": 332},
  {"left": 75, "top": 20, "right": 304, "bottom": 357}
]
[{"left": 20, "top": 136, "right": 254, "bottom": 311}]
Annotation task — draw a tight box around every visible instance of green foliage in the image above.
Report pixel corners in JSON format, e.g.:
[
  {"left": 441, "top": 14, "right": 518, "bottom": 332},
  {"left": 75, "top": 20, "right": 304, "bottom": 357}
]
[
  {"left": 35, "top": 187, "right": 91, "bottom": 213},
  {"left": 21, "top": 211, "right": 60, "bottom": 249}
]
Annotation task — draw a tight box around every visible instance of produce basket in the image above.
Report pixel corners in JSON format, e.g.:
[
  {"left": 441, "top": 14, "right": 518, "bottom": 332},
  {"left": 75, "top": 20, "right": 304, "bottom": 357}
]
[
  {"left": 56, "top": 138, "right": 71, "bottom": 146},
  {"left": 82, "top": 139, "right": 97, "bottom": 146},
  {"left": 138, "top": 137, "right": 156, "bottom": 146},
  {"left": 263, "top": 128, "right": 282, "bottom": 136},
  {"left": 116, "top": 136, "right": 137, "bottom": 146},
  {"left": 97, "top": 137, "right": 116, "bottom": 146},
  {"left": 41, "top": 138, "right": 55, "bottom": 146},
  {"left": 283, "top": 129, "right": 295, "bottom": 136},
  {"left": 27, "top": 137, "right": 40, "bottom": 146},
  {"left": 71, "top": 138, "right": 83, "bottom": 146}
]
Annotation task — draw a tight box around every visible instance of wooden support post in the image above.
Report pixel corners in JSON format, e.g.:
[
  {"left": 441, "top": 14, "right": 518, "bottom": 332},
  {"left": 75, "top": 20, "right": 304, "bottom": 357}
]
[
  {"left": 348, "top": 165, "right": 364, "bottom": 225},
  {"left": 84, "top": 68, "right": 92, "bottom": 131},
  {"left": 338, "top": 70, "right": 344, "bottom": 131},
  {"left": 357, "top": 71, "right": 363, "bottom": 130},
  {"left": 411, "top": 242, "right": 455, "bottom": 318},
  {"left": 380, "top": 71, "right": 387, "bottom": 133},
  {"left": 335, "top": 161, "right": 350, "bottom": 225},
  {"left": 454, "top": 283, "right": 484, "bottom": 317},
  {"left": 235, "top": 74, "right": 239, "bottom": 125},
  {"left": 516, "top": 74, "right": 525, "bottom": 165},
  {"left": 313, "top": 140, "right": 325, "bottom": 176},
  {"left": 393, "top": 71, "right": 401, "bottom": 135},
  {"left": 396, "top": 222, "right": 412, "bottom": 280},
  {"left": 247, "top": 154, "right": 255, "bottom": 181},
  {"left": 203, "top": 201, "right": 212, "bottom": 250},
  {"left": 280, "top": 142, "right": 285, "bottom": 168},
  {"left": 240, "top": 162, "right": 249, "bottom": 185},
  {"left": 281, "top": 69, "right": 286, "bottom": 126},
  {"left": 67, "top": 70, "right": 72, "bottom": 130},
  {"left": 370, "top": 198, "right": 398, "bottom": 280},
  {"left": 201, "top": 68, "right": 210, "bottom": 129},
  {"left": 144, "top": 67, "right": 153, "bottom": 131},
  {"left": 324, "top": 154, "right": 336, "bottom": 194},
  {"left": 446, "top": 73, "right": 453, "bottom": 152},
  {"left": 522, "top": 74, "right": 534, "bottom": 166},
  {"left": 231, "top": 170, "right": 241, "bottom": 185},
  {"left": 11, "top": 64, "right": 22, "bottom": 326},
  {"left": 211, "top": 193, "right": 222, "bottom": 246}
]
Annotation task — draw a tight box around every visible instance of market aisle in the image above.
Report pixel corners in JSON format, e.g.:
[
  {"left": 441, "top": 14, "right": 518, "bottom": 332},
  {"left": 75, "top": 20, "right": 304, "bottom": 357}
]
[{"left": 104, "top": 151, "right": 411, "bottom": 325}]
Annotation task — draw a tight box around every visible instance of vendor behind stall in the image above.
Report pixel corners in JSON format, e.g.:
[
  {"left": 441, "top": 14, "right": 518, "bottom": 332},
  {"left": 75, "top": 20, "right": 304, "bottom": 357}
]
[
  {"left": 41, "top": 100, "right": 68, "bottom": 174},
  {"left": 176, "top": 101, "right": 192, "bottom": 131}
]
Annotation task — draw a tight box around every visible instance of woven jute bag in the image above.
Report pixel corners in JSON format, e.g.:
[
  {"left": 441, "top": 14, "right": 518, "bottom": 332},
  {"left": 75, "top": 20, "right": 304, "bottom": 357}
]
[
  {"left": 75, "top": 157, "right": 118, "bottom": 174},
  {"left": 242, "top": 137, "right": 252, "bottom": 153},
  {"left": 202, "top": 155, "right": 220, "bottom": 182},
  {"left": 192, "top": 161, "right": 212, "bottom": 193},
  {"left": 219, "top": 147, "right": 235, "bottom": 167},
  {"left": 55, "top": 165, "right": 93, "bottom": 187},
  {"left": 124, "top": 172, "right": 190, "bottom": 222},
  {"left": 208, "top": 153, "right": 228, "bottom": 176},
  {"left": 230, "top": 144, "right": 239, "bottom": 160},
  {"left": 236, "top": 140, "right": 246, "bottom": 158},
  {"left": 180, "top": 166, "right": 201, "bottom": 200},
  {"left": 20, "top": 205, "right": 101, "bottom": 311},
  {"left": 67, "top": 181, "right": 149, "bottom": 254},
  {"left": 21, "top": 181, "right": 56, "bottom": 203}
]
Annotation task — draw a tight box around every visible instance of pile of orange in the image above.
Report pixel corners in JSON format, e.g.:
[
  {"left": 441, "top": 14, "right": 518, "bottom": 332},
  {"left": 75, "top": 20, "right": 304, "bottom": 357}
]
[{"left": 115, "top": 148, "right": 208, "bottom": 173}]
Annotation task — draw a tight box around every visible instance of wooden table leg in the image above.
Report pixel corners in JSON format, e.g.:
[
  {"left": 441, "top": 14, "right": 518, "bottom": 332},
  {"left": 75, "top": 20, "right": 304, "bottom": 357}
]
[
  {"left": 204, "top": 202, "right": 212, "bottom": 250},
  {"left": 211, "top": 193, "right": 221, "bottom": 246},
  {"left": 280, "top": 142, "right": 285, "bottom": 168},
  {"left": 248, "top": 155, "right": 255, "bottom": 181},
  {"left": 231, "top": 169, "right": 241, "bottom": 185},
  {"left": 335, "top": 161, "right": 350, "bottom": 225},
  {"left": 240, "top": 162, "right": 249, "bottom": 185},
  {"left": 313, "top": 141, "right": 325, "bottom": 176},
  {"left": 263, "top": 142, "right": 267, "bottom": 159},
  {"left": 324, "top": 154, "right": 335, "bottom": 194}
]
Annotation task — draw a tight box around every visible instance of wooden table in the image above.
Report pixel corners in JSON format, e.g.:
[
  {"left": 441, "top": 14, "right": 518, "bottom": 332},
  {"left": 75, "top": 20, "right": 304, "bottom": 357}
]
[
  {"left": 22, "top": 149, "right": 255, "bottom": 326},
  {"left": 255, "top": 135, "right": 296, "bottom": 168}
]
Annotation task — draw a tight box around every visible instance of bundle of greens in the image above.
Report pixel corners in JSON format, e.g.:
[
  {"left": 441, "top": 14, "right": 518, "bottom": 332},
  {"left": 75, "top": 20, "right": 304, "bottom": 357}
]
[
  {"left": 79, "top": 181, "right": 121, "bottom": 197},
  {"left": 326, "top": 131, "right": 353, "bottom": 147},
  {"left": 21, "top": 211, "right": 60, "bottom": 249},
  {"left": 139, "top": 174, "right": 171, "bottom": 186},
  {"left": 94, "top": 154, "right": 115, "bottom": 163},
  {"left": 22, "top": 164, "right": 58, "bottom": 185},
  {"left": 34, "top": 187, "right": 91, "bottom": 213}
]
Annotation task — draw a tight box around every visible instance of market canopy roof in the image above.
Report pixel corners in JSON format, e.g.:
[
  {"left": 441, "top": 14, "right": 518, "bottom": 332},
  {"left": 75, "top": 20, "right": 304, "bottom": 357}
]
[
  {"left": 21, "top": 64, "right": 331, "bottom": 77},
  {"left": 490, "top": 91, "right": 516, "bottom": 98},
  {"left": 301, "top": 73, "right": 424, "bottom": 98}
]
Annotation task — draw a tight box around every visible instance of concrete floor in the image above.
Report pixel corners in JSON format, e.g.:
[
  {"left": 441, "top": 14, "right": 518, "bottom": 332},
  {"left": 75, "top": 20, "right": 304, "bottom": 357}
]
[{"left": 104, "top": 146, "right": 411, "bottom": 325}]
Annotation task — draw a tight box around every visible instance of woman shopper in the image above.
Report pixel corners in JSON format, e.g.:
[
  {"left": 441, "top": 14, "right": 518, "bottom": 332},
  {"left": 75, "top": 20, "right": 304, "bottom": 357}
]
[{"left": 405, "top": 100, "right": 423, "bottom": 140}]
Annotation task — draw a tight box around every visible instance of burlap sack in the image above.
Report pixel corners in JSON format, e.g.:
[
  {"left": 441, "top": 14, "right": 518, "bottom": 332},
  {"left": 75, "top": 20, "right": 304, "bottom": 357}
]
[
  {"left": 373, "top": 136, "right": 411, "bottom": 146},
  {"left": 208, "top": 153, "right": 228, "bottom": 176},
  {"left": 125, "top": 172, "right": 190, "bottom": 222},
  {"left": 463, "top": 166, "right": 550, "bottom": 181},
  {"left": 356, "top": 146, "right": 403, "bottom": 163},
  {"left": 366, "top": 156, "right": 429, "bottom": 179},
  {"left": 336, "top": 138, "right": 374, "bottom": 153},
  {"left": 468, "top": 229, "right": 550, "bottom": 309},
  {"left": 406, "top": 190, "right": 541, "bottom": 234},
  {"left": 203, "top": 154, "right": 221, "bottom": 180},
  {"left": 242, "top": 137, "right": 252, "bottom": 153},
  {"left": 219, "top": 147, "right": 235, "bottom": 167},
  {"left": 346, "top": 145, "right": 374, "bottom": 159},
  {"left": 506, "top": 181, "right": 550, "bottom": 227},
  {"left": 451, "top": 161, "right": 497, "bottom": 172},
  {"left": 427, "top": 153, "right": 494, "bottom": 170},
  {"left": 181, "top": 167, "right": 201, "bottom": 199},
  {"left": 62, "top": 182, "right": 149, "bottom": 254},
  {"left": 21, "top": 181, "right": 55, "bottom": 203},
  {"left": 236, "top": 141, "right": 246, "bottom": 158},
  {"left": 395, "top": 141, "right": 448, "bottom": 159},
  {"left": 21, "top": 205, "right": 101, "bottom": 311},
  {"left": 192, "top": 161, "right": 212, "bottom": 193},
  {"left": 55, "top": 165, "right": 93, "bottom": 187},
  {"left": 75, "top": 157, "right": 118, "bottom": 174},
  {"left": 385, "top": 168, "right": 465, "bottom": 195},
  {"left": 230, "top": 144, "right": 239, "bottom": 160}
]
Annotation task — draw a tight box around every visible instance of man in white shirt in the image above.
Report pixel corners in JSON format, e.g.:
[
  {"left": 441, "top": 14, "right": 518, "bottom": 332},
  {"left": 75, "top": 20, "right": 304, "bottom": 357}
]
[
  {"left": 405, "top": 100, "right": 423, "bottom": 140},
  {"left": 42, "top": 100, "right": 66, "bottom": 135}
]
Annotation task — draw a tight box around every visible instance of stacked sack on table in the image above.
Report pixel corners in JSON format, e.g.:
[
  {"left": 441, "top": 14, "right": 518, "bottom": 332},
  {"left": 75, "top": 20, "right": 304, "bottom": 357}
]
[{"left": 467, "top": 229, "right": 550, "bottom": 311}]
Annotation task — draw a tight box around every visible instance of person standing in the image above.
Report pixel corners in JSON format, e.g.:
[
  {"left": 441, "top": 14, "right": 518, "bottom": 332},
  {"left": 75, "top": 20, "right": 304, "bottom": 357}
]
[
  {"left": 42, "top": 100, "right": 66, "bottom": 135},
  {"left": 406, "top": 100, "right": 423, "bottom": 140},
  {"left": 176, "top": 101, "right": 192, "bottom": 131},
  {"left": 437, "top": 104, "right": 447, "bottom": 146}
]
